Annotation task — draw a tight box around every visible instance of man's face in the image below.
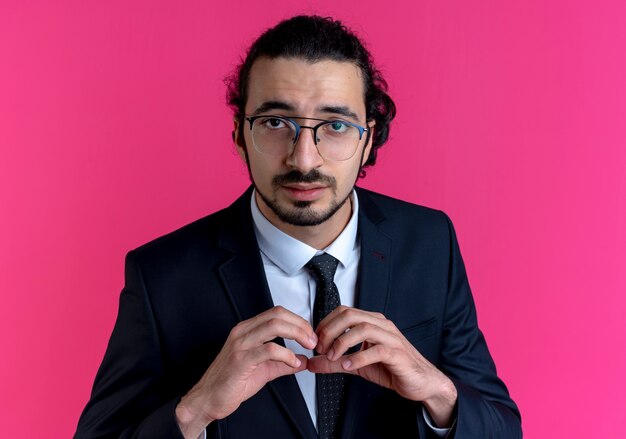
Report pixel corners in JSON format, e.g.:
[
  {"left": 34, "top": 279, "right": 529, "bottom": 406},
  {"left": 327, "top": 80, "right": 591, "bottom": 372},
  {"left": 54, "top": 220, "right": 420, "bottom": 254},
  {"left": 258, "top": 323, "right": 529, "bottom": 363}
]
[{"left": 235, "top": 57, "right": 372, "bottom": 228}]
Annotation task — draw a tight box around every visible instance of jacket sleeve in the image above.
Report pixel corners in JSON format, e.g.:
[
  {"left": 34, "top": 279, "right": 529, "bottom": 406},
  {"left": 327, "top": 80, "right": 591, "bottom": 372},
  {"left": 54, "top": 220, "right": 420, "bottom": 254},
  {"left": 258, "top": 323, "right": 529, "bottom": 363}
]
[
  {"left": 74, "top": 251, "right": 217, "bottom": 438},
  {"left": 416, "top": 213, "right": 522, "bottom": 439}
]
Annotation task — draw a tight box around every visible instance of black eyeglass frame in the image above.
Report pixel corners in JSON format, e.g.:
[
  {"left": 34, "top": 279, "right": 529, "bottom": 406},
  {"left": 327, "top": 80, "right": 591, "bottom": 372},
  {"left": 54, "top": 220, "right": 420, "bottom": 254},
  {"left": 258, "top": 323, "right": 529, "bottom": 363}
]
[{"left": 244, "top": 115, "right": 369, "bottom": 157}]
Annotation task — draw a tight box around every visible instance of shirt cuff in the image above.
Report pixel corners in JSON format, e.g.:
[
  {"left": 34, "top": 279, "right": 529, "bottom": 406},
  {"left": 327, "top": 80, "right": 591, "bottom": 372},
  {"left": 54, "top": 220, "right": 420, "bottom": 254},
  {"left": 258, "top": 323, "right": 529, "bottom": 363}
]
[{"left": 422, "top": 406, "right": 455, "bottom": 438}]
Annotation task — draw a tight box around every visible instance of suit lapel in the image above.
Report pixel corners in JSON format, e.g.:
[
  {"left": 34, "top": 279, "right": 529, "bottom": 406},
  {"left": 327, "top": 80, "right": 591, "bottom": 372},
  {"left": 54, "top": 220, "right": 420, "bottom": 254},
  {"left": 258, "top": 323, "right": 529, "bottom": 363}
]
[
  {"left": 354, "top": 189, "right": 392, "bottom": 315},
  {"left": 341, "top": 188, "right": 392, "bottom": 439},
  {"left": 217, "top": 188, "right": 317, "bottom": 439},
  {"left": 217, "top": 191, "right": 274, "bottom": 322}
]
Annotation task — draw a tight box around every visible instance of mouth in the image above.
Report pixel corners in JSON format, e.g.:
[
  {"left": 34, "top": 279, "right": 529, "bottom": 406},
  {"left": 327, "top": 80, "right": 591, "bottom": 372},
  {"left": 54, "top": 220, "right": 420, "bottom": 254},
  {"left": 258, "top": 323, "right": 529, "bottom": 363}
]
[{"left": 281, "top": 184, "right": 328, "bottom": 201}]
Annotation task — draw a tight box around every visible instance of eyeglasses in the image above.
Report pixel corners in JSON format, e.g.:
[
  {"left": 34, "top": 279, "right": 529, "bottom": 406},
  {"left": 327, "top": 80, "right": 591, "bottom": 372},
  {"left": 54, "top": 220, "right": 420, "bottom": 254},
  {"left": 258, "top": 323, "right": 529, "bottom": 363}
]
[{"left": 245, "top": 115, "right": 369, "bottom": 161}]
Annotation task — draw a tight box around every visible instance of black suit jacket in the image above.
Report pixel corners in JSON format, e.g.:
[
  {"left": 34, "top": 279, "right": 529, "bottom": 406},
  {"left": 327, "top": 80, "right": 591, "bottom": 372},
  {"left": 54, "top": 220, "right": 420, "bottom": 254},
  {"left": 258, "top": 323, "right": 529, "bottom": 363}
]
[{"left": 75, "top": 187, "right": 521, "bottom": 438}]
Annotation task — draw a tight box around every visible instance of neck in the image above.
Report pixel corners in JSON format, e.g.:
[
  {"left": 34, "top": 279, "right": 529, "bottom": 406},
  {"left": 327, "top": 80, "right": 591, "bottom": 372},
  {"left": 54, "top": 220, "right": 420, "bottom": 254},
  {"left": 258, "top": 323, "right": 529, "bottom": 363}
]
[{"left": 255, "top": 192, "right": 352, "bottom": 250}]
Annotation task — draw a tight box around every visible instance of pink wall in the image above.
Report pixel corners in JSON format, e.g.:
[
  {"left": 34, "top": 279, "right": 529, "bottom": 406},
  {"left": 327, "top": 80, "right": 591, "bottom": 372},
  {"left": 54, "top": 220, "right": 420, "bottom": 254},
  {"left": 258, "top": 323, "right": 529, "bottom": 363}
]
[{"left": 1, "top": 1, "right": 625, "bottom": 436}]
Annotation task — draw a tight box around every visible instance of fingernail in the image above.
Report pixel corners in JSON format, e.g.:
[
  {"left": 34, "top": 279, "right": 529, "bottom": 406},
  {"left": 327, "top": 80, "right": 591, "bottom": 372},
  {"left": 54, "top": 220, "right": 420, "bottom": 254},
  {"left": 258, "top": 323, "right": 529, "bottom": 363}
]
[
  {"left": 327, "top": 348, "right": 335, "bottom": 360},
  {"left": 295, "top": 358, "right": 301, "bottom": 367},
  {"left": 342, "top": 359, "right": 352, "bottom": 370},
  {"left": 309, "top": 335, "right": 318, "bottom": 347}
]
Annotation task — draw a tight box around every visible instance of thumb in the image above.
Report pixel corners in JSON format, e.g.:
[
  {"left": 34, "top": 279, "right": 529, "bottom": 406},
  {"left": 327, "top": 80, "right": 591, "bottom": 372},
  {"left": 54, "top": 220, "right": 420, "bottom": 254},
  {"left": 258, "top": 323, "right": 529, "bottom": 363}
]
[
  {"left": 307, "top": 355, "right": 353, "bottom": 374},
  {"left": 266, "top": 354, "right": 309, "bottom": 381}
]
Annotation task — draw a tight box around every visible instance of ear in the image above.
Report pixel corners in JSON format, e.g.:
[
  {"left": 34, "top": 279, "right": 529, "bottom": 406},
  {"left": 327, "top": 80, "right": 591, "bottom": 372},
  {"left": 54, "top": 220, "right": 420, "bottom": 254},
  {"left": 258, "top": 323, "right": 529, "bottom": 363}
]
[
  {"left": 361, "top": 121, "right": 376, "bottom": 167},
  {"left": 233, "top": 117, "right": 247, "bottom": 161}
]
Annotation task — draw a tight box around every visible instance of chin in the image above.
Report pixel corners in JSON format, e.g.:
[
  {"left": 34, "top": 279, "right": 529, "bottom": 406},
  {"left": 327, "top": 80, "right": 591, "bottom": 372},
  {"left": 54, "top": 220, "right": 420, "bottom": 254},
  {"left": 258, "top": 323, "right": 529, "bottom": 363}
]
[{"left": 260, "top": 190, "right": 349, "bottom": 228}]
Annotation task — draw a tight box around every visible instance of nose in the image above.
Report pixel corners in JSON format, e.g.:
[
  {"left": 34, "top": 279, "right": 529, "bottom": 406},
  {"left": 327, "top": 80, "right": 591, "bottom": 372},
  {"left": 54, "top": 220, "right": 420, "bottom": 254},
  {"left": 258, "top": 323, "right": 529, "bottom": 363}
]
[{"left": 285, "top": 126, "right": 324, "bottom": 172}]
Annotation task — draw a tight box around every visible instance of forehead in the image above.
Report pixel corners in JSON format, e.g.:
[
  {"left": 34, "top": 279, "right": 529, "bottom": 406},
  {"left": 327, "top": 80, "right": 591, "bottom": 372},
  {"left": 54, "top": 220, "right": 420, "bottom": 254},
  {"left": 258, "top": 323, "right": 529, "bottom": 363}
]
[{"left": 245, "top": 57, "right": 366, "bottom": 120}]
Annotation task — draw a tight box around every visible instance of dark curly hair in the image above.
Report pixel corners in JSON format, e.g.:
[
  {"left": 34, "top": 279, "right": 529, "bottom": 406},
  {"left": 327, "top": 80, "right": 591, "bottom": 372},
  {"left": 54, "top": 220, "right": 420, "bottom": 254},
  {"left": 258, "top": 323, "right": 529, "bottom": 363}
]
[{"left": 226, "top": 15, "right": 396, "bottom": 175}]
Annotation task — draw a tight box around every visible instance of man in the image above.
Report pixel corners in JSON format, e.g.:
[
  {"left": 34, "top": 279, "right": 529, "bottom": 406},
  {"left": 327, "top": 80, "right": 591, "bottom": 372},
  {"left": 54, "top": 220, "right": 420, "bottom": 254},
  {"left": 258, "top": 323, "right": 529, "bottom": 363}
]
[{"left": 76, "top": 15, "right": 521, "bottom": 439}]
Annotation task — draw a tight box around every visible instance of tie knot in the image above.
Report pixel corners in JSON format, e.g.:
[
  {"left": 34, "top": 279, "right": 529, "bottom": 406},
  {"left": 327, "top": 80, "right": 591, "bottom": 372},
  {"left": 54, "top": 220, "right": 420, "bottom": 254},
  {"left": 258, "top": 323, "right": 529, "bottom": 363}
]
[{"left": 305, "top": 253, "right": 339, "bottom": 285}]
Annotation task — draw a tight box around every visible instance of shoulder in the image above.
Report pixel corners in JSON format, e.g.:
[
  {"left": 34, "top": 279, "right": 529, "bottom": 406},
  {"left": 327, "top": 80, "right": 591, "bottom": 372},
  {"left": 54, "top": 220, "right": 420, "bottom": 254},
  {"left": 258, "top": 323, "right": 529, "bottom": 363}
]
[
  {"left": 136, "top": 210, "right": 224, "bottom": 252},
  {"left": 355, "top": 187, "right": 459, "bottom": 260},
  {"left": 356, "top": 187, "right": 453, "bottom": 233},
  {"left": 127, "top": 197, "right": 243, "bottom": 272}
]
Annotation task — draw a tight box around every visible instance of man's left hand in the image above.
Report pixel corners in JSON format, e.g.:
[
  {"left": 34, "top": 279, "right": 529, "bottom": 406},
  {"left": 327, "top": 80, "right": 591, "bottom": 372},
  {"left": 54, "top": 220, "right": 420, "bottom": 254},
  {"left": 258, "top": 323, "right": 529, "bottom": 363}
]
[{"left": 306, "top": 306, "right": 457, "bottom": 428}]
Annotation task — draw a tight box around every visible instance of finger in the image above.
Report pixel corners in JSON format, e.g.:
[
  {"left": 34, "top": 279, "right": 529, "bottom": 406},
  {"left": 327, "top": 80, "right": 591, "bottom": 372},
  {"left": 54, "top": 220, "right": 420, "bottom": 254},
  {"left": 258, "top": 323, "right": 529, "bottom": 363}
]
[
  {"left": 246, "top": 342, "right": 304, "bottom": 369},
  {"left": 261, "top": 306, "right": 317, "bottom": 348},
  {"left": 315, "top": 307, "right": 391, "bottom": 354},
  {"left": 264, "top": 354, "right": 309, "bottom": 382},
  {"left": 325, "top": 322, "right": 399, "bottom": 361},
  {"left": 234, "top": 306, "right": 317, "bottom": 350},
  {"left": 246, "top": 316, "right": 317, "bottom": 350},
  {"left": 340, "top": 344, "right": 399, "bottom": 372},
  {"left": 306, "top": 355, "right": 356, "bottom": 375},
  {"left": 237, "top": 306, "right": 312, "bottom": 334}
]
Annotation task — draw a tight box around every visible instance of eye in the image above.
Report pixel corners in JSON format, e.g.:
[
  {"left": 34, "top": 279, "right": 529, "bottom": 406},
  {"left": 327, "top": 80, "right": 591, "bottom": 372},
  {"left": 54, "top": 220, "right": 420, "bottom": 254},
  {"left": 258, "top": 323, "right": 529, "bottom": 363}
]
[
  {"left": 326, "top": 121, "right": 349, "bottom": 133},
  {"left": 261, "top": 117, "right": 287, "bottom": 129}
]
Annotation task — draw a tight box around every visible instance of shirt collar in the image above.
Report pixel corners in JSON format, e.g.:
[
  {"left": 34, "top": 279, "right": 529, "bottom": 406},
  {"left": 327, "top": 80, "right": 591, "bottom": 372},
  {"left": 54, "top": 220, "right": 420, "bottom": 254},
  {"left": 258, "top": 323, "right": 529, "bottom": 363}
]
[{"left": 250, "top": 189, "right": 360, "bottom": 276}]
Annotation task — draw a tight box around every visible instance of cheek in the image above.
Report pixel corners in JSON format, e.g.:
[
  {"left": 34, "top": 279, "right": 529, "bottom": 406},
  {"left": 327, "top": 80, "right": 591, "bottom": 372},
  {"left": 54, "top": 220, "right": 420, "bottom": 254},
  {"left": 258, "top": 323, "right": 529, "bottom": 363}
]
[
  {"left": 335, "top": 162, "right": 361, "bottom": 188},
  {"left": 247, "top": 155, "right": 279, "bottom": 183}
]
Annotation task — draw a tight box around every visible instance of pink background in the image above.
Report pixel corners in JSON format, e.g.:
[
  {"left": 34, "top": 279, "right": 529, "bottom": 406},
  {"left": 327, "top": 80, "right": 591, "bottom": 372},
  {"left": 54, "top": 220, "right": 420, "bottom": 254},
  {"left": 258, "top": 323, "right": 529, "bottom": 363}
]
[{"left": 1, "top": 1, "right": 625, "bottom": 437}]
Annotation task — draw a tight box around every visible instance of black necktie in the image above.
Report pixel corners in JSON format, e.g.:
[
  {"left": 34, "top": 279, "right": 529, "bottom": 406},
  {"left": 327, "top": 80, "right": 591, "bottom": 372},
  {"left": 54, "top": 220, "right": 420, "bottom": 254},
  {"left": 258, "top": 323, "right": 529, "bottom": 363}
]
[{"left": 306, "top": 253, "right": 346, "bottom": 439}]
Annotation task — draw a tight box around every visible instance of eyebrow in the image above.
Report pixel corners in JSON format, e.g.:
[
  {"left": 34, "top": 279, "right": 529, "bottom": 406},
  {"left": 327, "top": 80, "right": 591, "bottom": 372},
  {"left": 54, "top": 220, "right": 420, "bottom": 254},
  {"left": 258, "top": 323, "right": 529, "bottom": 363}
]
[
  {"left": 318, "top": 105, "right": 360, "bottom": 122},
  {"left": 251, "top": 101, "right": 361, "bottom": 122},
  {"left": 251, "top": 101, "right": 295, "bottom": 115}
]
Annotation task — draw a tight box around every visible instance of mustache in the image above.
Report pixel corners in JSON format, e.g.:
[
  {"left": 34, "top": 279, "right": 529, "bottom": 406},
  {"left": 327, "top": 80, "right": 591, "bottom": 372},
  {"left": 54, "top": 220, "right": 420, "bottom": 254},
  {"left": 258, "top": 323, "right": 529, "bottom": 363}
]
[{"left": 272, "top": 170, "right": 336, "bottom": 187}]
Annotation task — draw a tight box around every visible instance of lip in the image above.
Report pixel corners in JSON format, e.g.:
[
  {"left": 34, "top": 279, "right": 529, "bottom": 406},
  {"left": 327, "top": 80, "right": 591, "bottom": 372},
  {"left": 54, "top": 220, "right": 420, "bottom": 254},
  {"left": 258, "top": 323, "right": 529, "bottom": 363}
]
[{"left": 281, "top": 184, "right": 327, "bottom": 201}]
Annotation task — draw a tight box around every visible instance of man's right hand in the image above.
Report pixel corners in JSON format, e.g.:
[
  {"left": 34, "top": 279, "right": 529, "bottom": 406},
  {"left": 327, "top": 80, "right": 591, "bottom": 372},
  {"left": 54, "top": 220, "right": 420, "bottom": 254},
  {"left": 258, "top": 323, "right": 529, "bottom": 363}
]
[{"left": 174, "top": 306, "right": 316, "bottom": 438}]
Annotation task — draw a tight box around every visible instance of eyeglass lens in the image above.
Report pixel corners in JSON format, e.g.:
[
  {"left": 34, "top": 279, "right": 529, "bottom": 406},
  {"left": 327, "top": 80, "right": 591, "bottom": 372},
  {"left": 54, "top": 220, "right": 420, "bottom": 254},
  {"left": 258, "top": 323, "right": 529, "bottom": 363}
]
[{"left": 250, "top": 117, "right": 362, "bottom": 161}]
